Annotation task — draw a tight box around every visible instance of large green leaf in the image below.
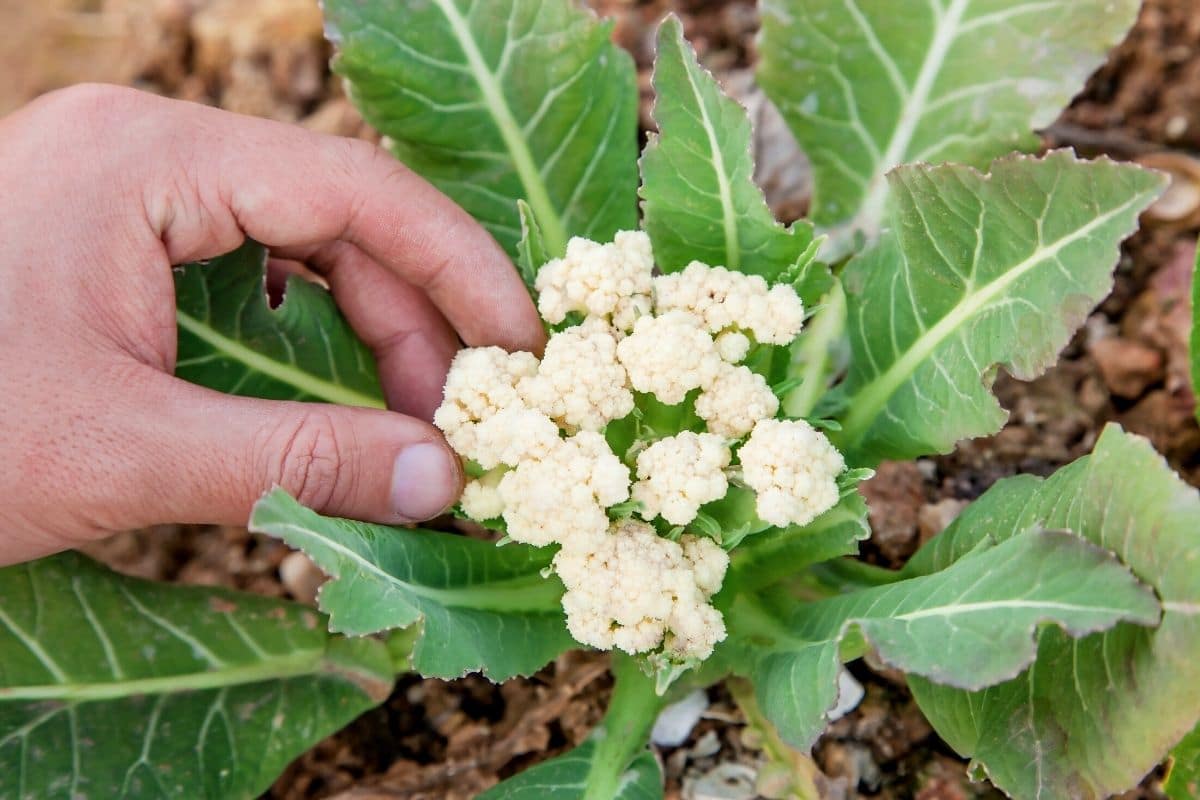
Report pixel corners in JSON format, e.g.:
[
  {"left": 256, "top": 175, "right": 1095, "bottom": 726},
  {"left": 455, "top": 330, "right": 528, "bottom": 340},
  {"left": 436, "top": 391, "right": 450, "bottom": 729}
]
[
  {"left": 1167, "top": 722, "right": 1200, "bottom": 800},
  {"left": 250, "top": 489, "right": 575, "bottom": 681},
  {"left": 834, "top": 152, "right": 1164, "bottom": 464},
  {"left": 640, "top": 15, "right": 814, "bottom": 280},
  {"left": 757, "top": 0, "right": 1141, "bottom": 245},
  {"left": 735, "top": 528, "right": 1158, "bottom": 750},
  {"left": 174, "top": 240, "right": 383, "bottom": 408},
  {"left": 0, "top": 552, "right": 392, "bottom": 799},
  {"left": 904, "top": 425, "right": 1200, "bottom": 798},
  {"left": 327, "top": 0, "right": 638, "bottom": 258}
]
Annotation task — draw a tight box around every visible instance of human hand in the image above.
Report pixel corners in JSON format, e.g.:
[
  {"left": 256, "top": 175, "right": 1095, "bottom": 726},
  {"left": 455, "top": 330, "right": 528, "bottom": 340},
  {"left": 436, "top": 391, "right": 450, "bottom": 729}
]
[{"left": 0, "top": 84, "right": 545, "bottom": 566}]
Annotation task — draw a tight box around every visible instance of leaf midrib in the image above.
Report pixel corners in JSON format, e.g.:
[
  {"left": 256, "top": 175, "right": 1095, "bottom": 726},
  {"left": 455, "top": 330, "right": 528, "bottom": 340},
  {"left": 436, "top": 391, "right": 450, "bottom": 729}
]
[
  {"left": 675, "top": 29, "right": 740, "bottom": 270},
  {"left": 258, "top": 519, "right": 563, "bottom": 614},
  {"left": 431, "top": 0, "right": 569, "bottom": 256},
  {"left": 849, "top": 0, "right": 969, "bottom": 234},
  {"left": 0, "top": 648, "right": 339, "bottom": 702},
  {"left": 838, "top": 191, "right": 1148, "bottom": 446},
  {"left": 176, "top": 310, "right": 386, "bottom": 409}
]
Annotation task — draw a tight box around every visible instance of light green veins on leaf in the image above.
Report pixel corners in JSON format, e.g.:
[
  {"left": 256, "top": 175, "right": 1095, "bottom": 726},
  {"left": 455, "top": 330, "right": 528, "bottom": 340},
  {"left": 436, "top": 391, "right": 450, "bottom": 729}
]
[
  {"left": 757, "top": 0, "right": 1143, "bottom": 247},
  {"left": 325, "top": 0, "right": 639, "bottom": 259},
  {"left": 835, "top": 151, "right": 1165, "bottom": 464},
  {"left": 733, "top": 526, "right": 1159, "bottom": 750},
  {"left": 250, "top": 489, "right": 576, "bottom": 681},
  {"left": 174, "top": 240, "right": 384, "bottom": 408},
  {"left": 640, "top": 15, "right": 814, "bottom": 280},
  {"left": 904, "top": 425, "right": 1200, "bottom": 799},
  {"left": 0, "top": 552, "right": 392, "bottom": 800}
]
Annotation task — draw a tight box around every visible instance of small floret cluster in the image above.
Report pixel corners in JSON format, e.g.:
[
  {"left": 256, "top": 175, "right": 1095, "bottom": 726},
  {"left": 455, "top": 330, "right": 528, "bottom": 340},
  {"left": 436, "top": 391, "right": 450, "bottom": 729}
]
[{"left": 434, "top": 231, "right": 845, "bottom": 661}]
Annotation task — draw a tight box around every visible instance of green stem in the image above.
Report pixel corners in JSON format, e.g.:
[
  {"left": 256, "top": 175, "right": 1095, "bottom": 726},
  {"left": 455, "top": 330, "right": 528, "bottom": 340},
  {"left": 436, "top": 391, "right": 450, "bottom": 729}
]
[
  {"left": 784, "top": 281, "right": 846, "bottom": 419},
  {"left": 582, "top": 654, "right": 666, "bottom": 800},
  {"left": 727, "top": 677, "right": 822, "bottom": 800},
  {"left": 728, "top": 500, "right": 865, "bottom": 595}
]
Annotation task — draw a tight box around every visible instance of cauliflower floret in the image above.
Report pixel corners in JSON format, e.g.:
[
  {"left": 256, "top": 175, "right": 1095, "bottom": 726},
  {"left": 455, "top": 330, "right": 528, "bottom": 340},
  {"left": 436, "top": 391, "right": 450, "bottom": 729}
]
[
  {"left": 653, "top": 262, "right": 805, "bottom": 345},
  {"left": 519, "top": 319, "right": 634, "bottom": 431},
  {"left": 632, "top": 432, "right": 731, "bottom": 525},
  {"left": 498, "top": 432, "right": 629, "bottom": 547},
  {"left": 714, "top": 330, "right": 751, "bottom": 363},
  {"left": 470, "top": 406, "right": 561, "bottom": 470},
  {"left": 664, "top": 597, "right": 726, "bottom": 660},
  {"left": 433, "top": 347, "right": 541, "bottom": 462},
  {"left": 616, "top": 311, "right": 722, "bottom": 405},
  {"left": 554, "top": 519, "right": 727, "bottom": 659},
  {"left": 535, "top": 231, "right": 654, "bottom": 326},
  {"left": 680, "top": 534, "right": 729, "bottom": 597},
  {"left": 695, "top": 363, "right": 780, "bottom": 439},
  {"left": 460, "top": 469, "right": 505, "bottom": 521},
  {"left": 739, "top": 419, "right": 845, "bottom": 528}
]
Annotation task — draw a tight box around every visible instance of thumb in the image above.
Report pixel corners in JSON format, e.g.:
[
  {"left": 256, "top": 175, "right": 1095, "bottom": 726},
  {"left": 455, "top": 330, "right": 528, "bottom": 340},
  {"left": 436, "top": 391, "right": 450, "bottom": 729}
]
[{"left": 122, "top": 374, "right": 463, "bottom": 530}]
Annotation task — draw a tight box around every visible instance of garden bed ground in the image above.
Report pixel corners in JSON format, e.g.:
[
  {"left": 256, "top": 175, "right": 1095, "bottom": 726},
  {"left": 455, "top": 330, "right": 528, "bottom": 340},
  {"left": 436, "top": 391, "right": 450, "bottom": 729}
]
[{"left": 4, "top": 0, "right": 1199, "bottom": 796}]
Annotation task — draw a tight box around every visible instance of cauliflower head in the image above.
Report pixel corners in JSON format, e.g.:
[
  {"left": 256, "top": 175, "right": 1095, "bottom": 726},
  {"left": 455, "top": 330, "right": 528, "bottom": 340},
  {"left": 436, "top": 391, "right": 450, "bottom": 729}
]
[{"left": 432, "top": 230, "right": 848, "bottom": 665}]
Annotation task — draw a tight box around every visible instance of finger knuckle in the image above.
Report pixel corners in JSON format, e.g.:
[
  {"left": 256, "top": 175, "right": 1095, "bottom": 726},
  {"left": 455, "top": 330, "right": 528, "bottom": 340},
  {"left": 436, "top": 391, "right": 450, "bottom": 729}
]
[
  {"left": 39, "top": 83, "right": 145, "bottom": 131},
  {"left": 267, "top": 411, "right": 355, "bottom": 511}
]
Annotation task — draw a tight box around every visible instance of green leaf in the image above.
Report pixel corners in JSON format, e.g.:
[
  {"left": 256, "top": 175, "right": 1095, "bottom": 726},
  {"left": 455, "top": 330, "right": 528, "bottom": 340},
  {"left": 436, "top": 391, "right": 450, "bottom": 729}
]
[
  {"left": 736, "top": 528, "right": 1158, "bottom": 750},
  {"left": 1167, "top": 722, "right": 1200, "bottom": 800},
  {"left": 478, "top": 654, "right": 664, "bottom": 800},
  {"left": 327, "top": 0, "right": 638, "bottom": 258},
  {"left": 516, "top": 199, "right": 551, "bottom": 292},
  {"left": 1190, "top": 242, "right": 1200, "bottom": 423},
  {"left": 640, "top": 15, "right": 814, "bottom": 280},
  {"left": 835, "top": 152, "right": 1165, "bottom": 464},
  {"left": 250, "top": 489, "right": 575, "bottom": 680},
  {"left": 904, "top": 424, "right": 1200, "bottom": 799},
  {"left": 174, "top": 240, "right": 384, "bottom": 408},
  {"left": 723, "top": 486, "right": 869, "bottom": 596},
  {"left": 757, "top": 0, "right": 1142, "bottom": 245},
  {"left": 0, "top": 552, "right": 392, "bottom": 800}
]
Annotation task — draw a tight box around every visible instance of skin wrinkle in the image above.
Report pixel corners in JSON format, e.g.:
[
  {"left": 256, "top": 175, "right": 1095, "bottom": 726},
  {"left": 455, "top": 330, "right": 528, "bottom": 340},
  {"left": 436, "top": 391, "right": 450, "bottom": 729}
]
[{"left": 0, "top": 84, "right": 529, "bottom": 565}]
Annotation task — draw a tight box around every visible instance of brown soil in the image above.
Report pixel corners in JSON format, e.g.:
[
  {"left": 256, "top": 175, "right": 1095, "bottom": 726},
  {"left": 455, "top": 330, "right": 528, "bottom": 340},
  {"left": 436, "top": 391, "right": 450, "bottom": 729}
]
[{"left": 4, "top": 0, "right": 1199, "bottom": 797}]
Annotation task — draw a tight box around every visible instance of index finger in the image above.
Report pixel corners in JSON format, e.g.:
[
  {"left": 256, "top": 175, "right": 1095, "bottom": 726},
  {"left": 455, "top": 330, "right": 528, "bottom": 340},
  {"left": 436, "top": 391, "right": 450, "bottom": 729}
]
[{"left": 144, "top": 95, "right": 545, "bottom": 354}]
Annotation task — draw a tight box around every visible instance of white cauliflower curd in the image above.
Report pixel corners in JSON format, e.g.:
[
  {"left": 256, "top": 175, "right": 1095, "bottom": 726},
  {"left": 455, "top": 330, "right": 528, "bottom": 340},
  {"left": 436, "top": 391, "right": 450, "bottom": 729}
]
[
  {"left": 535, "top": 230, "right": 654, "bottom": 329},
  {"left": 616, "top": 311, "right": 722, "bottom": 405},
  {"left": 653, "top": 261, "right": 805, "bottom": 345},
  {"left": 519, "top": 318, "right": 633, "bottom": 431},
  {"left": 739, "top": 418, "right": 845, "bottom": 528},
  {"left": 554, "top": 520, "right": 729, "bottom": 659},
  {"left": 632, "top": 432, "right": 730, "bottom": 525},
  {"left": 432, "top": 230, "right": 846, "bottom": 663},
  {"left": 695, "top": 363, "right": 779, "bottom": 438},
  {"left": 497, "top": 432, "right": 630, "bottom": 547}
]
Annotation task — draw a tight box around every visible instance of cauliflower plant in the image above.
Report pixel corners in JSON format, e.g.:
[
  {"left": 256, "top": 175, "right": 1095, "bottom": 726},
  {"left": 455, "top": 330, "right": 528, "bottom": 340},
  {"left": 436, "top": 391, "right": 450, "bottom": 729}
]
[{"left": 434, "top": 230, "right": 847, "bottom": 663}]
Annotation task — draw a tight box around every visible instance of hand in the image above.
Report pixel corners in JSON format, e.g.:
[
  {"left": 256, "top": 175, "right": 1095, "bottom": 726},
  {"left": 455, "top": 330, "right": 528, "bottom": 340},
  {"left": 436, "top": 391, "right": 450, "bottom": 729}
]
[{"left": 0, "top": 84, "right": 545, "bottom": 566}]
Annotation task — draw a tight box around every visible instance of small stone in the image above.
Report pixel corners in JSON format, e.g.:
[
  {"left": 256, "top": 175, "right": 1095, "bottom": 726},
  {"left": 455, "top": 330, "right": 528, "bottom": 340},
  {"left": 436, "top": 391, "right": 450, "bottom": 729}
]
[
  {"left": 279, "top": 551, "right": 325, "bottom": 604},
  {"left": 683, "top": 763, "right": 758, "bottom": 800},
  {"left": 651, "top": 689, "right": 710, "bottom": 747}
]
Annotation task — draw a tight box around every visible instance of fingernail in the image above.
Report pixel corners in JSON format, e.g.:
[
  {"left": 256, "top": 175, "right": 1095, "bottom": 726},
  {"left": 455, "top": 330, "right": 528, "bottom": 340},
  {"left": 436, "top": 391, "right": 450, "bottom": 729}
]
[{"left": 391, "top": 442, "right": 458, "bottom": 521}]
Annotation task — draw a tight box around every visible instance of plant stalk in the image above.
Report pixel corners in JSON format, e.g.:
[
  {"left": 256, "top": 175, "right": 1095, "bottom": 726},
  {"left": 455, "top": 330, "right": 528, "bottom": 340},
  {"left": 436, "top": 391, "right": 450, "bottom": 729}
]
[
  {"left": 582, "top": 654, "right": 667, "bottom": 800},
  {"left": 784, "top": 281, "right": 846, "bottom": 419}
]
